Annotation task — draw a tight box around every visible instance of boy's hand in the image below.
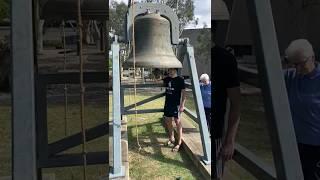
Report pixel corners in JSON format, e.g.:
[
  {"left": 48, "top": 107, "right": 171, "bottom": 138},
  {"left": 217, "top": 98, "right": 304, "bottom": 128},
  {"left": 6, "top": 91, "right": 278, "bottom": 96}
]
[{"left": 179, "top": 105, "right": 184, "bottom": 112}]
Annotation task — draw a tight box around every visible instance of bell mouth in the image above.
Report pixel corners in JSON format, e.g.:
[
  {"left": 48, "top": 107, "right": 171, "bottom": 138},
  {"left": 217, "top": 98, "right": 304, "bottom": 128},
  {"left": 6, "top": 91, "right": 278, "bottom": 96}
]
[{"left": 123, "top": 55, "right": 183, "bottom": 69}]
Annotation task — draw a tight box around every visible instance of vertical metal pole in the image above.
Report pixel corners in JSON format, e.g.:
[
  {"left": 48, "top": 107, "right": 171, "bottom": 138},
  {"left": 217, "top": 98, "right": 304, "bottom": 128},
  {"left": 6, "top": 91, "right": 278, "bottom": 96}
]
[
  {"left": 184, "top": 41, "right": 211, "bottom": 164},
  {"left": 141, "top": 68, "right": 145, "bottom": 83},
  {"left": 121, "top": 87, "right": 125, "bottom": 115},
  {"left": 109, "top": 37, "right": 125, "bottom": 178},
  {"left": 35, "top": 78, "right": 48, "bottom": 177},
  {"left": 38, "top": 20, "right": 44, "bottom": 53},
  {"left": 246, "top": 0, "right": 303, "bottom": 179},
  {"left": 32, "top": 0, "right": 42, "bottom": 178},
  {"left": 12, "top": 0, "right": 37, "bottom": 179},
  {"left": 100, "top": 22, "right": 106, "bottom": 52}
]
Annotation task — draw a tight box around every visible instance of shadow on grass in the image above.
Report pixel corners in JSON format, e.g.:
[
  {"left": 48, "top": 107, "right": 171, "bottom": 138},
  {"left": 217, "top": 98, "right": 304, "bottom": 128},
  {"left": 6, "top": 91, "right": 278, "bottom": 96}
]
[{"left": 127, "top": 119, "right": 203, "bottom": 179}]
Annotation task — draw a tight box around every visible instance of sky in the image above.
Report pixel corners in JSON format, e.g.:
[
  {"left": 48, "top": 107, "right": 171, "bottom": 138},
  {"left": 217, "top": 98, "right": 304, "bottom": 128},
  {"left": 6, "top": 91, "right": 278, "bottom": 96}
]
[{"left": 110, "top": 0, "right": 211, "bottom": 29}]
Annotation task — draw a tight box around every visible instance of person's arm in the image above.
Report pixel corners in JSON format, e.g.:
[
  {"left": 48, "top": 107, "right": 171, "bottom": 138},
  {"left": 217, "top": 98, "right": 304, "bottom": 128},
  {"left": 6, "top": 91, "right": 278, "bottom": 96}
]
[
  {"left": 179, "top": 89, "right": 186, "bottom": 112},
  {"left": 219, "top": 52, "right": 241, "bottom": 162},
  {"left": 221, "top": 87, "right": 241, "bottom": 161},
  {"left": 179, "top": 78, "right": 187, "bottom": 112}
]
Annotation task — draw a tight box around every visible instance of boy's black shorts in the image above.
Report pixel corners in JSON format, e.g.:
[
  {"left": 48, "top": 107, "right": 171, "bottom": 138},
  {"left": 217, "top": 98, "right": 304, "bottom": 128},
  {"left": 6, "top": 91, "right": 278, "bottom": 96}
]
[{"left": 164, "top": 105, "right": 179, "bottom": 118}]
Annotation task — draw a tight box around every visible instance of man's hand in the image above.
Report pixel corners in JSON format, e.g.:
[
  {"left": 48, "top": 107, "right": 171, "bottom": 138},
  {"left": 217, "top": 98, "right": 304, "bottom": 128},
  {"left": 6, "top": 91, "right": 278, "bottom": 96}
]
[
  {"left": 220, "top": 139, "right": 235, "bottom": 162},
  {"left": 220, "top": 86, "right": 240, "bottom": 162}
]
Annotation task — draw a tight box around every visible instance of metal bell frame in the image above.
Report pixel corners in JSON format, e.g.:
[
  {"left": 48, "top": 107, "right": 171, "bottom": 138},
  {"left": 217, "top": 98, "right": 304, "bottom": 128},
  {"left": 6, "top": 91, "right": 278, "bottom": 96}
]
[{"left": 110, "top": 2, "right": 211, "bottom": 178}]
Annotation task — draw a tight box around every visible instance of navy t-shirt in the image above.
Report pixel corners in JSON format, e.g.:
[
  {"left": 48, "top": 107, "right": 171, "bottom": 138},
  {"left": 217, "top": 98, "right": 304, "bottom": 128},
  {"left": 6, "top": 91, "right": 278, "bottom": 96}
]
[
  {"left": 212, "top": 46, "right": 240, "bottom": 139},
  {"left": 164, "top": 76, "right": 185, "bottom": 107},
  {"left": 284, "top": 64, "right": 320, "bottom": 145},
  {"left": 200, "top": 82, "right": 212, "bottom": 108}
]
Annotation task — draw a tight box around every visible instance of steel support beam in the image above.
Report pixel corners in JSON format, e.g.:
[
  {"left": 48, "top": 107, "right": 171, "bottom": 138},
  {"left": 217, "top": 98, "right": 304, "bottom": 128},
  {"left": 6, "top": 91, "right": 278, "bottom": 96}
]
[
  {"left": 184, "top": 107, "right": 198, "bottom": 123},
  {"left": 36, "top": 78, "right": 49, "bottom": 165},
  {"left": 39, "top": 152, "right": 108, "bottom": 168},
  {"left": 246, "top": 0, "right": 303, "bottom": 179},
  {"left": 12, "top": 0, "right": 37, "bottom": 179},
  {"left": 120, "top": 88, "right": 125, "bottom": 115},
  {"left": 124, "top": 93, "right": 165, "bottom": 111},
  {"left": 39, "top": 72, "right": 108, "bottom": 84},
  {"left": 100, "top": 21, "right": 106, "bottom": 52},
  {"left": 48, "top": 123, "right": 109, "bottom": 156},
  {"left": 238, "top": 65, "right": 259, "bottom": 87},
  {"left": 124, "top": 109, "right": 164, "bottom": 115},
  {"left": 38, "top": 20, "right": 44, "bottom": 52},
  {"left": 109, "top": 38, "right": 125, "bottom": 178},
  {"left": 121, "top": 83, "right": 164, "bottom": 89},
  {"left": 184, "top": 42, "right": 211, "bottom": 164},
  {"left": 233, "top": 144, "right": 276, "bottom": 180}
]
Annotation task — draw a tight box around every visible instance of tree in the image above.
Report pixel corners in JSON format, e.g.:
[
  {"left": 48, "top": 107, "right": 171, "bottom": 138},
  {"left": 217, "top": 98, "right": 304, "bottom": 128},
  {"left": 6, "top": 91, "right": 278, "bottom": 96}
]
[
  {"left": 195, "top": 23, "right": 211, "bottom": 62},
  {"left": 109, "top": 0, "right": 128, "bottom": 37},
  {"left": 166, "top": 0, "right": 195, "bottom": 32},
  {"left": 0, "top": 0, "right": 9, "bottom": 22},
  {"left": 109, "top": 0, "right": 195, "bottom": 36}
]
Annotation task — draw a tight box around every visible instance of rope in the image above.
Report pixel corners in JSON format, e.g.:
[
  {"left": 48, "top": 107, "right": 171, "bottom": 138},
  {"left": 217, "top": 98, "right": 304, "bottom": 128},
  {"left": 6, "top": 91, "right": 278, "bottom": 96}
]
[
  {"left": 62, "top": 20, "right": 68, "bottom": 137},
  {"left": 77, "top": 0, "right": 88, "bottom": 179},
  {"left": 131, "top": 0, "right": 142, "bottom": 152},
  {"left": 62, "top": 19, "right": 75, "bottom": 180}
]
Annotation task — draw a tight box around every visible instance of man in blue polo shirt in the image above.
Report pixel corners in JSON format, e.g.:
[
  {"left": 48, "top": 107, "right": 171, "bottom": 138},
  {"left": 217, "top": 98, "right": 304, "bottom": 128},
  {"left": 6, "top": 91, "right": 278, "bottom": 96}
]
[
  {"left": 284, "top": 39, "right": 320, "bottom": 180},
  {"left": 200, "top": 73, "right": 212, "bottom": 134}
]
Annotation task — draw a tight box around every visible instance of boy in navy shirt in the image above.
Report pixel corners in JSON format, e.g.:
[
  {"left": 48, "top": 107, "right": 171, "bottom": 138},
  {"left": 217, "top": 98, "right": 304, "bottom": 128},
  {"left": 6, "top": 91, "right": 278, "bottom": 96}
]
[{"left": 163, "top": 68, "right": 186, "bottom": 152}]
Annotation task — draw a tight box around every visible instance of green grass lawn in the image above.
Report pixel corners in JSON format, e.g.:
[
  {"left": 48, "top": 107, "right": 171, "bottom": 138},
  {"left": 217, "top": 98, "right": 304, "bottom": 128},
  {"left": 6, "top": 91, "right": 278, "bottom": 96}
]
[
  {"left": 0, "top": 92, "right": 274, "bottom": 180},
  {"left": 120, "top": 93, "right": 203, "bottom": 180},
  {"left": 0, "top": 102, "right": 108, "bottom": 179},
  {"left": 0, "top": 92, "right": 203, "bottom": 180},
  {"left": 0, "top": 105, "right": 11, "bottom": 176},
  {"left": 226, "top": 95, "right": 274, "bottom": 179},
  {"left": 42, "top": 102, "right": 109, "bottom": 180}
]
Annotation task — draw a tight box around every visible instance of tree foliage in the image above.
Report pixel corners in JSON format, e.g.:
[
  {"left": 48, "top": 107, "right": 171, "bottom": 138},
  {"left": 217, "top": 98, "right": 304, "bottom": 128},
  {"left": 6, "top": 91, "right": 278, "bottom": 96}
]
[
  {"left": 195, "top": 24, "right": 211, "bottom": 61},
  {"left": 109, "top": 0, "right": 195, "bottom": 36},
  {"left": 165, "top": 0, "right": 195, "bottom": 32},
  {"left": 0, "top": 0, "right": 9, "bottom": 22},
  {"left": 109, "top": 0, "right": 128, "bottom": 37}
]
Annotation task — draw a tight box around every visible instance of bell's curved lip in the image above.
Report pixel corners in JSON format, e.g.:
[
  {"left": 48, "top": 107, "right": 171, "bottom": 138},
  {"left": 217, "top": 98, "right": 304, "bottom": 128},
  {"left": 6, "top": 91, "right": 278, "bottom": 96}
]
[{"left": 122, "top": 61, "right": 183, "bottom": 69}]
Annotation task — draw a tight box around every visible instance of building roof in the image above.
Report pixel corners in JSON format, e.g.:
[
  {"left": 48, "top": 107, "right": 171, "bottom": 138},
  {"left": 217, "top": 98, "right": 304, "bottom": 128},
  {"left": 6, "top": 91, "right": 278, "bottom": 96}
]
[
  {"left": 223, "top": 0, "right": 320, "bottom": 54},
  {"left": 40, "top": 0, "right": 108, "bottom": 20}
]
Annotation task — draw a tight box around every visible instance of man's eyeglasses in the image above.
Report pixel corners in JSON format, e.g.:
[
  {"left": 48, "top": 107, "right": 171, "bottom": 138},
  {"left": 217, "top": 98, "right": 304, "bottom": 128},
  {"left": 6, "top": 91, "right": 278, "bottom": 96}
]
[{"left": 285, "top": 56, "right": 311, "bottom": 67}]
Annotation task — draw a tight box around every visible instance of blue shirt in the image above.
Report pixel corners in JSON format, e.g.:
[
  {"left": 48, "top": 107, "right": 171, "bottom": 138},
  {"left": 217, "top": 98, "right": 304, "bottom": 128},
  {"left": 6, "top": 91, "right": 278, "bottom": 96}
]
[
  {"left": 284, "top": 64, "right": 320, "bottom": 145},
  {"left": 200, "top": 82, "right": 211, "bottom": 108}
]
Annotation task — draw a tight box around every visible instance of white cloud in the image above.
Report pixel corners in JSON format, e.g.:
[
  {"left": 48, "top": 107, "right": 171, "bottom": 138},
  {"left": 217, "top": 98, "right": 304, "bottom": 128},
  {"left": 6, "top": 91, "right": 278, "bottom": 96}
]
[
  {"left": 109, "top": 0, "right": 128, "bottom": 6},
  {"left": 187, "top": 0, "right": 211, "bottom": 29}
]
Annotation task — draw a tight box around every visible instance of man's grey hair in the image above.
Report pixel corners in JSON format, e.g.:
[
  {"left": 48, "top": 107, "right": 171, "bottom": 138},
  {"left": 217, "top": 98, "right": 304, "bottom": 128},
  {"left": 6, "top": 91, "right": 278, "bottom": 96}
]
[
  {"left": 200, "top": 73, "right": 210, "bottom": 81},
  {"left": 285, "top": 39, "right": 314, "bottom": 59}
]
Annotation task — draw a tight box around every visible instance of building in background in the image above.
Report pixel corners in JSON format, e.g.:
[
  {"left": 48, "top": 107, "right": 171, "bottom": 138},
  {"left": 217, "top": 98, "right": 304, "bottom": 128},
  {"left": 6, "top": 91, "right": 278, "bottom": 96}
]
[
  {"left": 180, "top": 28, "right": 211, "bottom": 78},
  {"left": 215, "top": 0, "right": 320, "bottom": 59}
]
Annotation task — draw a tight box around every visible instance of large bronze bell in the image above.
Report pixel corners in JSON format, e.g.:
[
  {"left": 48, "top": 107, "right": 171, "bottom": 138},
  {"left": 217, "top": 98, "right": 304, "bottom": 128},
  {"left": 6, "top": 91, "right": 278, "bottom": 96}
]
[{"left": 124, "top": 13, "right": 182, "bottom": 68}]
